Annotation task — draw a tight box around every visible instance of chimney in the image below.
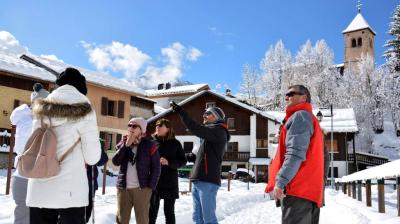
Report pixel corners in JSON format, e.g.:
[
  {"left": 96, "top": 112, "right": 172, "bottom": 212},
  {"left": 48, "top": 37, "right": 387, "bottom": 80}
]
[
  {"left": 225, "top": 88, "right": 232, "bottom": 96},
  {"left": 165, "top": 82, "right": 171, "bottom": 89},
  {"left": 157, "top": 83, "right": 164, "bottom": 90}
]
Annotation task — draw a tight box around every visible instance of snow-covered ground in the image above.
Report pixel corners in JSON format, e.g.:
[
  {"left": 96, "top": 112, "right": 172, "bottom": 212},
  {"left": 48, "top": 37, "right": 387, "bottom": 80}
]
[{"left": 0, "top": 169, "right": 399, "bottom": 224}]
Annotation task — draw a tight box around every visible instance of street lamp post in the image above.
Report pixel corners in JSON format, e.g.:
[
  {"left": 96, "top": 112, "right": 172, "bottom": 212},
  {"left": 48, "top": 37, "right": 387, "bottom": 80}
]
[{"left": 330, "top": 104, "right": 334, "bottom": 188}]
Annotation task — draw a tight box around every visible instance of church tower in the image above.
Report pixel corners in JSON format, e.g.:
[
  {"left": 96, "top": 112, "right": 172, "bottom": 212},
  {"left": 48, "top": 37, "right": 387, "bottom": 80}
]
[{"left": 343, "top": 1, "right": 375, "bottom": 70}]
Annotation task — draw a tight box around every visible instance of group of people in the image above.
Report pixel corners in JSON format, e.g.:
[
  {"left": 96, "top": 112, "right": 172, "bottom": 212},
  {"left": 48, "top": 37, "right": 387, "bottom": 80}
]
[{"left": 10, "top": 65, "right": 326, "bottom": 224}]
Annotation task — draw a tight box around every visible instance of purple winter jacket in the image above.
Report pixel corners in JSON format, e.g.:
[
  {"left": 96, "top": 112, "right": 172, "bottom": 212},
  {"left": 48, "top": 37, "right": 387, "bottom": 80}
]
[{"left": 112, "top": 138, "right": 161, "bottom": 190}]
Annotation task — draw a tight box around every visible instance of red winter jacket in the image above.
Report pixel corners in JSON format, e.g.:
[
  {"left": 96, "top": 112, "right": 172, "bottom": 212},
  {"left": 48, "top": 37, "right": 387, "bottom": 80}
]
[{"left": 265, "top": 103, "right": 324, "bottom": 207}]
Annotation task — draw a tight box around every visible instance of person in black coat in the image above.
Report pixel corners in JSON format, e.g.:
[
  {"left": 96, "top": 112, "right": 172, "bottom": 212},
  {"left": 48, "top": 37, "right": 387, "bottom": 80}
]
[{"left": 149, "top": 119, "right": 187, "bottom": 224}]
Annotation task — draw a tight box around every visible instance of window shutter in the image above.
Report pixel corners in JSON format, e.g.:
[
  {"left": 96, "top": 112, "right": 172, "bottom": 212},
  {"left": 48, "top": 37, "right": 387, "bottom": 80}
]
[
  {"left": 116, "top": 134, "right": 122, "bottom": 144},
  {"left": 13, "top": 100, "right": 20, "bottom": 109},
  {"left": 117, "top": 100, "right": 125, "bottom": 118},
  {"left": 101, "top": 97, "right": 108, "bottom": 116}
]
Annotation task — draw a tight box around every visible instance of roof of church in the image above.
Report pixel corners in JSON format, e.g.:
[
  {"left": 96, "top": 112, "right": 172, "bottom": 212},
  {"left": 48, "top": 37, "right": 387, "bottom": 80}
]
[{"left": 342, "top": 13, "right": 376, "bottom": 35}]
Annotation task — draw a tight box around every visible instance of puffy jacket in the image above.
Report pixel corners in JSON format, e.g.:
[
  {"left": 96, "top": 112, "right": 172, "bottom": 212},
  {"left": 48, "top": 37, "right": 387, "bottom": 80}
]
[
  {"left": 10, "top": 104, "right": 33, "bottom": 178},
  {"left": 153, "top": 136, "right": 187, "bottom": 199},
  {"left": 265, "top": 102, "right": 324, "bottom": 207},
  {"left": 26, "top": 85, "right": 101, "bottom": 209},
  {"left": 112, "top": 138, "right": 161, "bottom": 190},
  {"left": 178, "top": 110, "right": 230, "bottom": 186}
]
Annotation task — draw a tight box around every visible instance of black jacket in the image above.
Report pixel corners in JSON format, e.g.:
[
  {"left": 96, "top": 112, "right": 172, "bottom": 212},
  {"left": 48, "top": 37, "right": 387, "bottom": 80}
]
[
  {"left": 154, "top": 136, "right": 187, "bottom": 199},
  {"left": 178, "top": 110, "right": 230, "bottom": 186}
]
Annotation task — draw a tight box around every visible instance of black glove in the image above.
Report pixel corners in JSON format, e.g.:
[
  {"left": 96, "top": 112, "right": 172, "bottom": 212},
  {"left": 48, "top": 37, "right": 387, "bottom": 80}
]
[
  {"left": 186, "top": 153, "right": 196, "bottom": 163},
  {"left": 170, "top": 101, "right": 182, "bottom": 113}
]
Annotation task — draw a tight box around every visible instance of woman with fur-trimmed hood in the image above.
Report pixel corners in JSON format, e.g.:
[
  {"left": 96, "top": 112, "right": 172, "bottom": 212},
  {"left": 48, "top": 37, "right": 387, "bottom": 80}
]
[{"left": 26, "top": 68, "right": 101, "bottom": 224}]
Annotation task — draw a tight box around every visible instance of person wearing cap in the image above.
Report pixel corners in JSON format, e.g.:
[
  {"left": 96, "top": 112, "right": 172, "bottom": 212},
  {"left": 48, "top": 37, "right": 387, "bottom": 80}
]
[
  {"left": 171, "top": 102, "right": 230, "bottom": 224},
  {"left": 112, "top": 117, "right": 161, "bottom": 224},
  {"left": 26, "top": 68, "right": 101, "bottom": 224},
  {"left": 10, "top": 83, "right": 49, "bottom": 224}
]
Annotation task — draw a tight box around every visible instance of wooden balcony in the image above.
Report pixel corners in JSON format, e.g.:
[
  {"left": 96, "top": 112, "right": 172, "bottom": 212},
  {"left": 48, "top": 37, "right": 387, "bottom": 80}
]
[
  {"left": 223, "top": 152, "right": 250, "bottom": 162},
  {"left": 347, "top": 153, "right": 389, "bottom": 166}
]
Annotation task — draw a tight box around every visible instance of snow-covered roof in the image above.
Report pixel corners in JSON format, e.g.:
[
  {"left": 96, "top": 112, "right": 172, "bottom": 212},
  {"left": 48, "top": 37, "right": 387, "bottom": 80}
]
[
  {"left": 339, "top": 159, "right": 400, "bottom": 182},
  {"left": 28, "top": 55, "right": 146, "bottom": 96},
  {"left": 0, "top": 53, "right": 55, "bottom": 82},
  {"left": 342, "top": 13, "right": 376, "bottom": 35},
  {"left": 154, "top": 104, "right": 168, "bottom": 114},
  {"left": 147, "top": 90, "right": 276, "bottom": 123},
  {"left": 146, "top": 84, "right": 210, "bottom": 97},
  {"left": 249, "top": 158, "right": 271, "bottom": 165},
  {"left": 263, "top": 108, "right": 358, "bottom": 133},
  {"left": 132, "top": 95, "right": 156, "bottom": 103}
]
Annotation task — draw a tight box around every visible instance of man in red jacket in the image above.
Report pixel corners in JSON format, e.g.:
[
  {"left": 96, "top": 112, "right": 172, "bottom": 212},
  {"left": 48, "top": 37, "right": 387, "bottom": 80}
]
[{"left": 265, "top": 85, "right": 324, "bottom": 224}]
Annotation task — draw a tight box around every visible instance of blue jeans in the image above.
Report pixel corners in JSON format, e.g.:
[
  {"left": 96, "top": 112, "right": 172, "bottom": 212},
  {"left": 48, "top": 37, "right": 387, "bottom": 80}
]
[{"left": 192, "top": 181, "right": 220, "bottom": 224}]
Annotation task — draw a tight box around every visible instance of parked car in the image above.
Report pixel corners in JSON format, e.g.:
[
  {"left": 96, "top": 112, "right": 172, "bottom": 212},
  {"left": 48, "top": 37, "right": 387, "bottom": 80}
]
[
  {"left": 231, "top": 168, "right": 255, "bottom": 183},
  {"left": 178, "top": 163, "right": 193, "bottom": 178}
]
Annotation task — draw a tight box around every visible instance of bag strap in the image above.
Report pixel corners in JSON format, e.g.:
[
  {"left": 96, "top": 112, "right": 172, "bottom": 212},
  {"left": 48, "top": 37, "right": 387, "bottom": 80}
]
[{"left": 59, "top": 138, "right": 81, "bottom": 163}]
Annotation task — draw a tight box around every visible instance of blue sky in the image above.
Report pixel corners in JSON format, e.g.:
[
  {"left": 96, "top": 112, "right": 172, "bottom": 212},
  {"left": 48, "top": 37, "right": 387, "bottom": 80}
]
[{"left": 0, "top": 0, "right": 397, "bottom": 92}]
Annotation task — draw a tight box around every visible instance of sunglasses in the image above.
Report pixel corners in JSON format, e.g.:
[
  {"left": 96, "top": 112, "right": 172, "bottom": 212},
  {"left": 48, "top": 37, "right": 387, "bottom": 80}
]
[
  {"left": 128, "top": 124, "right": 140, "bottom": 129},
  {"left": 203, "top": 111, "right": 212, "bottom": 116},
  {"left": 285, "top": 91, "right": 304, "bottom": 97}
]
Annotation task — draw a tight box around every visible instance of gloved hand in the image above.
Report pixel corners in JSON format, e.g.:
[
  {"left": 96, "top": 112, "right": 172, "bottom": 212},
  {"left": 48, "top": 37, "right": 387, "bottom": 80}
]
[
  {"left": 185, "top": 153, "right": 196, "bottom": 163},
  {"left": 170, "top": 101, "right": 182, "bottom": 113}
]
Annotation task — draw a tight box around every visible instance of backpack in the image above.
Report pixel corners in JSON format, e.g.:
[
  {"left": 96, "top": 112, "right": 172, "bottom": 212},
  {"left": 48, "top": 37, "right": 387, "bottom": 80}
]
[{"left": 18, "top": 117, "right": 80, "bottom": 178}]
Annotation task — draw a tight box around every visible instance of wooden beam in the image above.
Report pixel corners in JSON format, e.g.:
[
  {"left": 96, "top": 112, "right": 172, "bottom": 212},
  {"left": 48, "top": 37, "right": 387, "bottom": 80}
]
[
  {"left": 348, "top": 183, "right": 352, "bottom": 197},
  {"left": 343, "top": 182, "right": 347, "bottom": 194},
  {"left": 397, "top": 177, "right": 400, "bottom": 216},
  {"left": 20, "top": 54, "right": 59, "bottom": 77},
  {"left": 352, "top": 182, "right": 357, "bottom": 199},
  {"left": 5, "top": 125, "right": 16, "bottom": 195},
  {"left": 357, "top": 180, "right": 362, "bottom": 201},
  {"left": 366, "top": 180, "right": 372, "bottom": 207},
  {"left": 378, "top": 179, "right": 385, "bottom": 213}
]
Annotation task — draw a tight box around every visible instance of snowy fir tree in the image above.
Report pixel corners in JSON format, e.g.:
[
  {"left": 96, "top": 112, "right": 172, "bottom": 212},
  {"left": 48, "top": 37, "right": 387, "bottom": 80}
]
[
  {"left": 239, "top": 64, "right": 260, "bottom": 105},
  {"left": 259, "top": 40, "right": 292, "bottom": 110},
  {"left": 384, "top": 4, "right": 400, "bottom": 136}
]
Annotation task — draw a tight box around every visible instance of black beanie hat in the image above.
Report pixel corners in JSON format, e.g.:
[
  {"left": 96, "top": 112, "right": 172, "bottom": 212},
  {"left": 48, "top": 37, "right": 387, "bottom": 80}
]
[{"left": 56, "top": 67, "right": 88, "bottom": 95}]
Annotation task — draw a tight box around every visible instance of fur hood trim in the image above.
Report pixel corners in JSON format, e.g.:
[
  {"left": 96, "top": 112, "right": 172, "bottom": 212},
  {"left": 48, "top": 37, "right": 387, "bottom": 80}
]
[{"left": 32, "top": 99, "right": 92, "bottom": 120}]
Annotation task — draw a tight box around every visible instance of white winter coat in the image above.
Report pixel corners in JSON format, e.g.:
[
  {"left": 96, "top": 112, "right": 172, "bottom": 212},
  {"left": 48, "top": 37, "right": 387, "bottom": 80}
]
[
  {"left": 9, "top": 104, "right": 33, "bottom": 178},
  {"left": 26, "top": 85, "right": 101, "bottom": 208}
]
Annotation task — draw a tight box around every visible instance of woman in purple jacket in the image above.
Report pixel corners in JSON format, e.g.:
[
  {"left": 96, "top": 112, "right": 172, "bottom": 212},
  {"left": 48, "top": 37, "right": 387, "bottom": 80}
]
[{"left": 112, "top": 117, "right": 161, "bottom": 224}]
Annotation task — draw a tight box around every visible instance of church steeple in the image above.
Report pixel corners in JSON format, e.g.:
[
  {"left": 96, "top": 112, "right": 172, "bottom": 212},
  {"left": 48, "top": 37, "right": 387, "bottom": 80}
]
[{"left": 343, "top": 1, "right": 375, "bottom": 70}]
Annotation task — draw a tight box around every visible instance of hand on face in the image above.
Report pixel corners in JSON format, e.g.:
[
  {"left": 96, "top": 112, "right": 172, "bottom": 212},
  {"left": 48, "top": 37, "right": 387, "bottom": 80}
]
[{"left": 126, "top": 125, "right": 142, "bottom": 146}]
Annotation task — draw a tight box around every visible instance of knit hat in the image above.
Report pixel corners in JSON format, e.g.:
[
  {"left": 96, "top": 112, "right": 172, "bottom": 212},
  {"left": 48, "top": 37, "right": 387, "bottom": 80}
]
[
  {"left": 30, "top": 83, "right": 50, "bottom": 103},
  {"left": 128, "top": 117, "right": 147, "bottom": 133},
  {"left": 56, "top": 67, "right": 87, "bottom": 95},
  {"left": 205, "top": 107, "right": 225, "bottom": 122}
]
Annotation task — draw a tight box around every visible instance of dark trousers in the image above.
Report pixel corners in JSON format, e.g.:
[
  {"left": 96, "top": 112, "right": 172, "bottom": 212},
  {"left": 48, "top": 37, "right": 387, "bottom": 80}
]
[
  {"left": 149, "top": 192, "right": 176, "bottom": 224},
  {"left": 30, "top": 206, "right": 86, "bottom": 224},
  {"left": 281, "top": 195, "right": 320, "bottom": 224}
]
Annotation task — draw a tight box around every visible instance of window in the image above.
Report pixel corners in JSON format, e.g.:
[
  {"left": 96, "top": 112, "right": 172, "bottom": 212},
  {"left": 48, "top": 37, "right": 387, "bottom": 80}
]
[
  {"left": 222, "top": 165, "right": 231, "bottom": 172},
  {"left": 227, "top": 118, "right": 235, "bottom": 130},
  {"left": 326, "top": 139, "right": 338, "bottom": 153},
  {"left": 100, "top": 132, "right": 113, "bottom": 151},
  {"left": 257, "top": 139, "right": 268, "bottom": 148},
  {"left": 107, "top": 100, "right": 116, "bottom": 116},
  {"left": 205, "top": 102, "right": 216, "bottom": 109},
  {"left": 227, "top": 142, "right": 238, "bottom": 152},
  {"left": 328, "top": 167, "right": 339, "bottom": 178},
  {"left": 184, "top": 142, "right": 194, "bottom": 153},
  {"left": 237, "top": 164, "right": 246, "bottom": 169},
  {"left": 351, "top": 38, "right": 356, "bottom": 48},
  {"left": 357, "top": 38, "right": 362, "bottom": 47},
  {"left": 101, "top": 97, "right": 125, "bottom": 118}
]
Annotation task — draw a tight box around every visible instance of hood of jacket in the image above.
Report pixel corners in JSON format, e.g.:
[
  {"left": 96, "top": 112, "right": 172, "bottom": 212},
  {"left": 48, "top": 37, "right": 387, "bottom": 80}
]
[{"left": 32, "top": 85, "right": 92, "bottom": 126}]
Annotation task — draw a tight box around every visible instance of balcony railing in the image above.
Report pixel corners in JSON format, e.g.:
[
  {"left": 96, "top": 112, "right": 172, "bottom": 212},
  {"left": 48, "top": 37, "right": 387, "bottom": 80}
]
[
  {"left": 223, "top": 152, "right": 250, "bottom": 162},
  {"left": 348, "top": 153, "right": 389, "bottom": 166}
]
